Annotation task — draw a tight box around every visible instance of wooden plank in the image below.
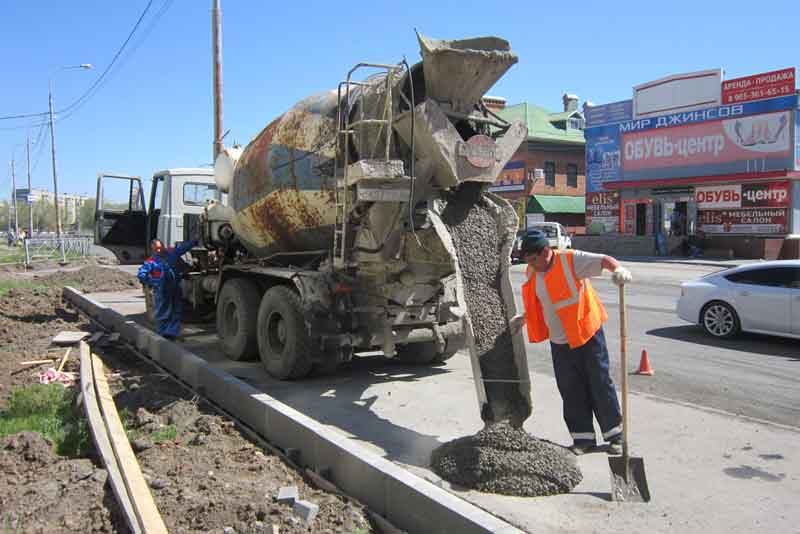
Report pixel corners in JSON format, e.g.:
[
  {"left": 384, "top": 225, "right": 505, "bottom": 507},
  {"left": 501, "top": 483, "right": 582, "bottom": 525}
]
[
  {"left": 92, "top": 350, "right": 168, "bottom": 534},
  {"left": 52, "top": 331, "right": 89, "bottom": 345},
  {"left": 56, "top": 348, "right": 72, "bottom": 372},
  {"left": 79, "top": 342, "right": 141, "bottom": 534}
]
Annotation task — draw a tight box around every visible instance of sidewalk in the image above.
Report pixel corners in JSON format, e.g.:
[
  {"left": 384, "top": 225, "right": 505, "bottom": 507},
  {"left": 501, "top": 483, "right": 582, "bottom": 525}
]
[{"left": 616, "top": 256, "right": 764, "bottom": 269}]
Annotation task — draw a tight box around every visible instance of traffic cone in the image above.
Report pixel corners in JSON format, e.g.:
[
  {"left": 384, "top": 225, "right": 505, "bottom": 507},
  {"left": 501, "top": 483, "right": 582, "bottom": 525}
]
[{"left": 635, "top": 349, "right": 654, "bottom": 376}]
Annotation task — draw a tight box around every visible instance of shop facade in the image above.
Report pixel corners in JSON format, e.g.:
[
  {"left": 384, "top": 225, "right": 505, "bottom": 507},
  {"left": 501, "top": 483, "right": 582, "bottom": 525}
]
[{"left": 583, "top": 67, "right": 799, "bottom": 258}]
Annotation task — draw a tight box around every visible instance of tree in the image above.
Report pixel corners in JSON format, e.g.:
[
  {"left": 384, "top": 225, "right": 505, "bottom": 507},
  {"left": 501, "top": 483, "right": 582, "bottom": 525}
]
[{"left": 79, "top": 198, "right": 96, "bottom": 234}]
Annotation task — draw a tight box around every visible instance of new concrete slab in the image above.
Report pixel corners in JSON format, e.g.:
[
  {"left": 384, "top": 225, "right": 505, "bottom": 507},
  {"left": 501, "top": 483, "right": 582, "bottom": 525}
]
[{"left": 72, "top": 288, "right": 800, "bottom": 534}]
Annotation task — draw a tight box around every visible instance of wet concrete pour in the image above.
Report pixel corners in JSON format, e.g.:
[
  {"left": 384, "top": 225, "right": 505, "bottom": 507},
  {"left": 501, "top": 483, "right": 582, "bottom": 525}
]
[{"left": 438, "top": 185, "right": 582, "bottom": 497}]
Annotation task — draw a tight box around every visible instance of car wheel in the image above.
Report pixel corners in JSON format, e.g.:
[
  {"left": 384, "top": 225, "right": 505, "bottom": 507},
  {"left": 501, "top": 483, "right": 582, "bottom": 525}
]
[{"left": 700, "top": 301, "right": 740, "bottom": 338}]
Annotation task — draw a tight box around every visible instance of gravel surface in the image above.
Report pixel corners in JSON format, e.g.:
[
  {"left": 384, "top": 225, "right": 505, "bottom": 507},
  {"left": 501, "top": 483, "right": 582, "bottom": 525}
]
[{"left": 431, "top": 422, "right": 582, "bottom": 497}]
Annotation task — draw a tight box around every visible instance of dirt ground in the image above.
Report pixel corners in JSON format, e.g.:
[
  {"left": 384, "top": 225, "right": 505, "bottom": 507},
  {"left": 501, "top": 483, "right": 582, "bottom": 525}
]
[{"left": 0, "top": 266, "right": 374, "bottom": 533}]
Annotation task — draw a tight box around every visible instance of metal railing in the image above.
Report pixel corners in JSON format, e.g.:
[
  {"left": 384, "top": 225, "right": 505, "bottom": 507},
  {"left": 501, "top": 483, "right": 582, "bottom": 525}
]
[{"left": 23, "top": 236, "right": 92, "bottom": 265}]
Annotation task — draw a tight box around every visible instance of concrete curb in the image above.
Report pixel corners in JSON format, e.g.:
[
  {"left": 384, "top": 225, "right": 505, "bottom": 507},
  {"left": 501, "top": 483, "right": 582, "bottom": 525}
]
[{"left": 63, "top": 286, "right": 523, "bottom": 534}]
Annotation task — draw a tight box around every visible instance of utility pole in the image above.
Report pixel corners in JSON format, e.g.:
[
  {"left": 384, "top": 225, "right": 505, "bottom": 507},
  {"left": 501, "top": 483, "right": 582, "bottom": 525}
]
[
  {"left": 212, "top": 0, "right": 224, "bottom": 160},
  {"left": 26, "top": 136, "right": 33, "bottom": 236},
  {"left": 11, "top": 159, "right": 19, "bottom": 238},
  {"left": 48, "top": 83, "right": 66, "bottom": 263}
]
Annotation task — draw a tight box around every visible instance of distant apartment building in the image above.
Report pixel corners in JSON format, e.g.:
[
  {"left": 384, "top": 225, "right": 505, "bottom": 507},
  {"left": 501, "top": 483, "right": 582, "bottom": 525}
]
[{"left": 14, "top": 188, "right": 90, "bottom": 225}]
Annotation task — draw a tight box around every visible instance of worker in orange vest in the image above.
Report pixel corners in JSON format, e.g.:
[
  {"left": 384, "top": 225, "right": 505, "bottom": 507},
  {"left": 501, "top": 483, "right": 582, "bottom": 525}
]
[{"left": 510, "top": 231, "right": 632, "bottom": 456}]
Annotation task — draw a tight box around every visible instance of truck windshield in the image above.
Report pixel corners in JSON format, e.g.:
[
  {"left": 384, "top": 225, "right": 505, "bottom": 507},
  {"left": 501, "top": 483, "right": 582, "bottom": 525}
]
[{"left": 183, "top": 182, "right": 218, "bottom": 206}]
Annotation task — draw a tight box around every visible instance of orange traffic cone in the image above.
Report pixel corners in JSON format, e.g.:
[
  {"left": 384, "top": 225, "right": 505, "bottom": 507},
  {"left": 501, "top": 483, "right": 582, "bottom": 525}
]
[{"left": 635, "top": 349, "right": 654, "bottom": 376}]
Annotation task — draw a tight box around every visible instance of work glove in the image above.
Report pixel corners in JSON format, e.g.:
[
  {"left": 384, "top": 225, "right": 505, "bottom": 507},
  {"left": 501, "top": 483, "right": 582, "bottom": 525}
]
[
  {"left": 612, "top": 266, "right": 632, "bottom": 287},
  {"left": 509, "top": 314, "right": 526, "bottom": 335}
]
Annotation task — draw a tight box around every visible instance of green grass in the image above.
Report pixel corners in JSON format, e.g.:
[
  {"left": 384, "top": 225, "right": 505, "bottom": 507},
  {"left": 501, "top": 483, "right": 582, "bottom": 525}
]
[
  {"left": 151, "top": 424, "right": 178, "bottom": 444},
  {"left": 0, "top": 384, "right": 92, "bottom": 458},
  {"left": 120, "top": 408, "right": 178, "bottom": 445},
  {"left": 0, "top": 279, "right": 39, "bottom": 296}
]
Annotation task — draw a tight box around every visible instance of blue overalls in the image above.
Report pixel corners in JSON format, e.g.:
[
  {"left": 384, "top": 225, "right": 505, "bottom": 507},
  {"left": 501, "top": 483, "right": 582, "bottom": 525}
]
[{"left": 137, "top": 240, "right": 196, "bottom": 338}]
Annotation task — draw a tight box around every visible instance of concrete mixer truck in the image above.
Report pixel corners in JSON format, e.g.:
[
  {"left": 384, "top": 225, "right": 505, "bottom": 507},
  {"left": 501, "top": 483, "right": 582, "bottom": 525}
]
[{"left": 95, "top": 33, "right": 533, "bottom": 427}]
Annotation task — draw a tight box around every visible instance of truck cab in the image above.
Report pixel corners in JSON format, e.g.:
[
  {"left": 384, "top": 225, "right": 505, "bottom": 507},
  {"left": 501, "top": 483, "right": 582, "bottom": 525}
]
[{"left": 94, "top": 168, "right": 218, "bottom": 264}]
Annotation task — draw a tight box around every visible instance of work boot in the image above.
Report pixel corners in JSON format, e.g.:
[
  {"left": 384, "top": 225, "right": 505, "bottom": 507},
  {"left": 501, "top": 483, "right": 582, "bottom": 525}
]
[
  {"left": 569, "top": 441, "right": 595, "bottom": 456},
  {"left": 607, "top": 437, "right": 623, "bottom": 455}
]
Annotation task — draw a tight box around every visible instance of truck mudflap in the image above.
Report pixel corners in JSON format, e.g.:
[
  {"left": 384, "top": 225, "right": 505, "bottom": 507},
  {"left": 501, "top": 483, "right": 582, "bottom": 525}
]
[{"left": 437, "top": 187, "right": 533, "bottom": 428}]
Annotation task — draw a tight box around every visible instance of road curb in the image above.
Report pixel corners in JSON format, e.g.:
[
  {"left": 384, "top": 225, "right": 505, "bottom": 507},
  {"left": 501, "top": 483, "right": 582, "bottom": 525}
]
[{"left": 63, "top": 286, "right": 523, "bottom": 534}]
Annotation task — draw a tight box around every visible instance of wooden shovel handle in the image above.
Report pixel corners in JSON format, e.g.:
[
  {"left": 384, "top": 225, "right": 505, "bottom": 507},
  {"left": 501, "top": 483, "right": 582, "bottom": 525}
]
[{"left": 619, "top": 284, "right": 629, "bottom": 459}]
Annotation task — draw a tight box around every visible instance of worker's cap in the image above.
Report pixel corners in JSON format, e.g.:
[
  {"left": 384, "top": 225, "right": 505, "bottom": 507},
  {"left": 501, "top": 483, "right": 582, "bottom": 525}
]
[{"left": 520, "top": 230, "right": 549, "bottom": 256}]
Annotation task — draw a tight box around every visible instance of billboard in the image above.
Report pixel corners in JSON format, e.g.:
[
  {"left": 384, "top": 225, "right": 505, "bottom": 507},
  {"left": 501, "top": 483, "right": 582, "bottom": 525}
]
[
  {"left": 622, "top": 111, "right": 792, "bottom": 180},
  {"left": 585, "top": 191, "right": 620, "bottom": 234},
  {"left": 695, "top": 181, "right": 790, "bottom": 209},
  {"left": 697, "top": 208, "right": 788, "bottom": 234},
  {"left": 696, "top": 180, "right": 790, "bottom": 235},
  {"left": 722, "top": 68, "right": 795, "bottom": 105},
  {"left": 585, "top": 94, "right": 798, "bottom": 191},
  {"left": 585, "top": 100, "right": 633, "bottom": 127},
  {"left": 633, "top": 69, "right": 722, "bottom": 118}
]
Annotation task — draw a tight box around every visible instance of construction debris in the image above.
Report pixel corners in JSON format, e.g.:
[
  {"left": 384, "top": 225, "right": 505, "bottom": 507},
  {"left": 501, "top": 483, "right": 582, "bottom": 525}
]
[
  {"left": 276, "top": 485, "right": 298, "bottom": 505},
  {"left": 292, "top": 499, "right": 319, "bottom": 523},
  {"left": 56, "top": 347, "right": 72, "bottom": 372},
  {"left": 52, "top": 331, "right": 89, "bottom": 346}
]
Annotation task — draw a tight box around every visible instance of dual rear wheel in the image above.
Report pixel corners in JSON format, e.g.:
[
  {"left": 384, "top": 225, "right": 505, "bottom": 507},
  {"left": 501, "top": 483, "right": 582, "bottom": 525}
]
[{"left": 217, "top": 279, "right": 458, "bottom": 379}]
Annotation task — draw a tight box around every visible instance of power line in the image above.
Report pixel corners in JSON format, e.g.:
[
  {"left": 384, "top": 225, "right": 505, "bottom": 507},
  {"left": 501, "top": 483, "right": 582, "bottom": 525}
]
[
  {"left": 57, "top": 0, "right": 156, "bottom": 117},
  {"left": 0, "top": 111, "right": 49, "bottom": 121},
  {"left": 57, "top": 0, "right": 174, "bottom": 123}
]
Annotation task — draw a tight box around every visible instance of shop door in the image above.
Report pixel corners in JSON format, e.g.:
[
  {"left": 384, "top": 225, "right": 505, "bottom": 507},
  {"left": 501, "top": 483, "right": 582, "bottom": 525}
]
[{"left": 636, "top": 203, "right": 647, "bottom": 235}]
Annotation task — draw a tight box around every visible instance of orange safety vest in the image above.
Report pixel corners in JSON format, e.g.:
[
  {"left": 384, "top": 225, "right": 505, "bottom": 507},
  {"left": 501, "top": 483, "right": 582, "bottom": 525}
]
[{"left": 521, "top": 250, "right": 608, "bottom": 349}]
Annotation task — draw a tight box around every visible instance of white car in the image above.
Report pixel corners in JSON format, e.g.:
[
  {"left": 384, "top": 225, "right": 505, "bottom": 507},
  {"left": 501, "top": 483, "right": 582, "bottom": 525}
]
[
  {"left": 677, "top": 260, "right": 800, "bottom": 339},
  {"left": 528, "top": 223, "right": 572, "bottom": 250}
]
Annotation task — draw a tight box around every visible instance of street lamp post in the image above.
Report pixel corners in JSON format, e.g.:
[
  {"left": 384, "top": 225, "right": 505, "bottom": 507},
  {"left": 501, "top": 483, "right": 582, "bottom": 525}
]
[
  {"left": 48, "top": 63, "right": 91, "bottom": 263},
  {"left": 26, "top": 137, "right": 33, "bottom": 236}
]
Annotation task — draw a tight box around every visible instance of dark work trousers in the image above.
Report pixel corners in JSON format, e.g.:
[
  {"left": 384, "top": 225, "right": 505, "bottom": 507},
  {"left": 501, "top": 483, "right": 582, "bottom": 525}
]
[{"left": 550, "top": 327, "right": 622, "bottom": 445}]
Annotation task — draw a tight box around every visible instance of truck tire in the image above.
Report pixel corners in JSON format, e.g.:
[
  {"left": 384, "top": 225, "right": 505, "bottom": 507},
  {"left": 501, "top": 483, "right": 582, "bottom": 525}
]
[
  {"left": 395, "top": 340, "right": 459, "bottom": 365},
  {"left": 257, "top": 286, "right": 313, "bottom": 380},
  {"left": 217, "top": 278, "right": 261, "bottom": 361}
]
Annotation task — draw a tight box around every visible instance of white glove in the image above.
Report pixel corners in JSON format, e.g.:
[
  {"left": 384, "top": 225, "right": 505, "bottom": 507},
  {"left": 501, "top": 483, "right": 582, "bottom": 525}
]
[
  {"left": 612, "top": 266, "right": 632, "bottom": 287},
  {"left": 509, "top": 314, "right": 526, "bottom": 335}
]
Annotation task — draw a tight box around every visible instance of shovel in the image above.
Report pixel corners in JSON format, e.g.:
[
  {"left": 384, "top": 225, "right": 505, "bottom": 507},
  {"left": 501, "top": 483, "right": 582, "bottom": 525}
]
[{"left": 609, "top": 284, "right": 651, "bottom": 502}]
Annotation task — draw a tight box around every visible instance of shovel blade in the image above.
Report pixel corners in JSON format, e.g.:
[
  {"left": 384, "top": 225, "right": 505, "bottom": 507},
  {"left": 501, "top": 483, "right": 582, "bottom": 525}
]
[{"left": 609, "top": 455, "right": 651, "bottom": 502}]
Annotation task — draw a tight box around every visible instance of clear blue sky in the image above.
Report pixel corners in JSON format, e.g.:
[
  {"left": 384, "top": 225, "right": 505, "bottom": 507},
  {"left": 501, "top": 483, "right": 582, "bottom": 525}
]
[{"left": 1, "top": 0, "right": 797, "bottom": 201}]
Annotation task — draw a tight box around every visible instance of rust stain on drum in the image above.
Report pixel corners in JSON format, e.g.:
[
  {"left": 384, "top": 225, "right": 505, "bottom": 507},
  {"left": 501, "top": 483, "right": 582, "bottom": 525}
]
[{"left": 251, "top": 189, "right": 299, "bottom": 250}]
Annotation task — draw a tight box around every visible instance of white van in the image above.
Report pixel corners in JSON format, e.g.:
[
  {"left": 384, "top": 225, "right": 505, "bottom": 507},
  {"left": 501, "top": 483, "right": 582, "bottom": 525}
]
[{"left": 528, "top": 222, "right": 572, "bottom": 250}]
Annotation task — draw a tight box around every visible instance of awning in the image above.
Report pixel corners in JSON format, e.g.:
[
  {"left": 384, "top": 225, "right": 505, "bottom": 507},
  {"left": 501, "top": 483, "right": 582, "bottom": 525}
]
[{"left": 526, "top": 195, "right": 585, "bottom": 214}]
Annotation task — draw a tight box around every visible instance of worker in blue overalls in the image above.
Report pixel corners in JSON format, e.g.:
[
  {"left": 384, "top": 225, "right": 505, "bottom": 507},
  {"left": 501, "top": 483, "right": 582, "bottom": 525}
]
[{"left": 137, "top": 238, "right": 197, "bottom": 339}]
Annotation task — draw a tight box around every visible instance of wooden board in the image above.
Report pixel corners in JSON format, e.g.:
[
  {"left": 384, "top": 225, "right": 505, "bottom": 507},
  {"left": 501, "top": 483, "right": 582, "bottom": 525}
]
[
  {"left": 91, "top": 349, "right": 168, "bottom": 534},
  {"left": 52, "top": 331, "right": 89, "bottom": 345},
  {"left": 79, "top": 342, "right": 141, "bottom": 534}
]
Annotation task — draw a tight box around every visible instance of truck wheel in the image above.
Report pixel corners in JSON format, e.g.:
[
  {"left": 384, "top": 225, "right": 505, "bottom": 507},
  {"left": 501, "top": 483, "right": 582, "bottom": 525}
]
[
  {"left": 257, "top": 286, "right": 313, "bottom": 380},
  {"left": 217, "top": 278, "right": 261, "bottom": 361},
  {"left": 395, "top": 340, "right": 459, "bottom": 365}
]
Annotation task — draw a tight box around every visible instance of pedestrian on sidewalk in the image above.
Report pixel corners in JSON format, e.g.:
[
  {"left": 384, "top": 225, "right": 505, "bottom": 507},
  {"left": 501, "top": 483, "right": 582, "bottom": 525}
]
[
  {"left": 510, "top": 231, "right": 632, "bottom": 455},
  {"left": 137, "top": 239, "right": 197, "bottom": 340}
]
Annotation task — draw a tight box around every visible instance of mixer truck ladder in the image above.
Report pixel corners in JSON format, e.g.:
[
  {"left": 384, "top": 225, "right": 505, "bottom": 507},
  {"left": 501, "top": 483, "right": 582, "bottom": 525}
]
[{"left": 333, "top": 62, "right": 403, "bottom": 270}]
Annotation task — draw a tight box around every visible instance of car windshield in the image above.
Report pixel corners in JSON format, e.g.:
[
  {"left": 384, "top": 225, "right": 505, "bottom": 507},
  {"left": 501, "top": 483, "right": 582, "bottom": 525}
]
[{"left": 531, "top": 225, "right": 558, "bottom": 238}]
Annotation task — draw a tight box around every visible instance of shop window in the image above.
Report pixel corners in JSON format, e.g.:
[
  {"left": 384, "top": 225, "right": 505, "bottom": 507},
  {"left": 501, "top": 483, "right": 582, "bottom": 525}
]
[
  {"left": 544, "top": 161, "right": 556, "bottom": 187},
  {"left": 566, "top": 163, "right": 578, "bottom": 188}
]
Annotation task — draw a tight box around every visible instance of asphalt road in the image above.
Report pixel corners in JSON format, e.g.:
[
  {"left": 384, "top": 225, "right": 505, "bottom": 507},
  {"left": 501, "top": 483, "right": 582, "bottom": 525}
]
[{"left": 509, "top": 262, "right": 800, "bottom": 428}]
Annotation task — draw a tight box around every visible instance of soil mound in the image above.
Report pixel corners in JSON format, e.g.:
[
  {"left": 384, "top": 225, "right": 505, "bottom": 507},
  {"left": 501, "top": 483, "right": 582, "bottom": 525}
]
[{"left": 431, "top": 422, "right": 583, "bottom": 496}]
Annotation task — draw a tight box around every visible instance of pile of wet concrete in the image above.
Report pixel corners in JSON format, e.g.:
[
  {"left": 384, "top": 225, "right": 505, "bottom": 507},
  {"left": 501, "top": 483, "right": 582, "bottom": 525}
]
[
  {"left": 437, "top": 184, "right": 582, "bottom": 497},
  {"left": 431, "top": 422, "right": 582, "bottom": 496}
]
